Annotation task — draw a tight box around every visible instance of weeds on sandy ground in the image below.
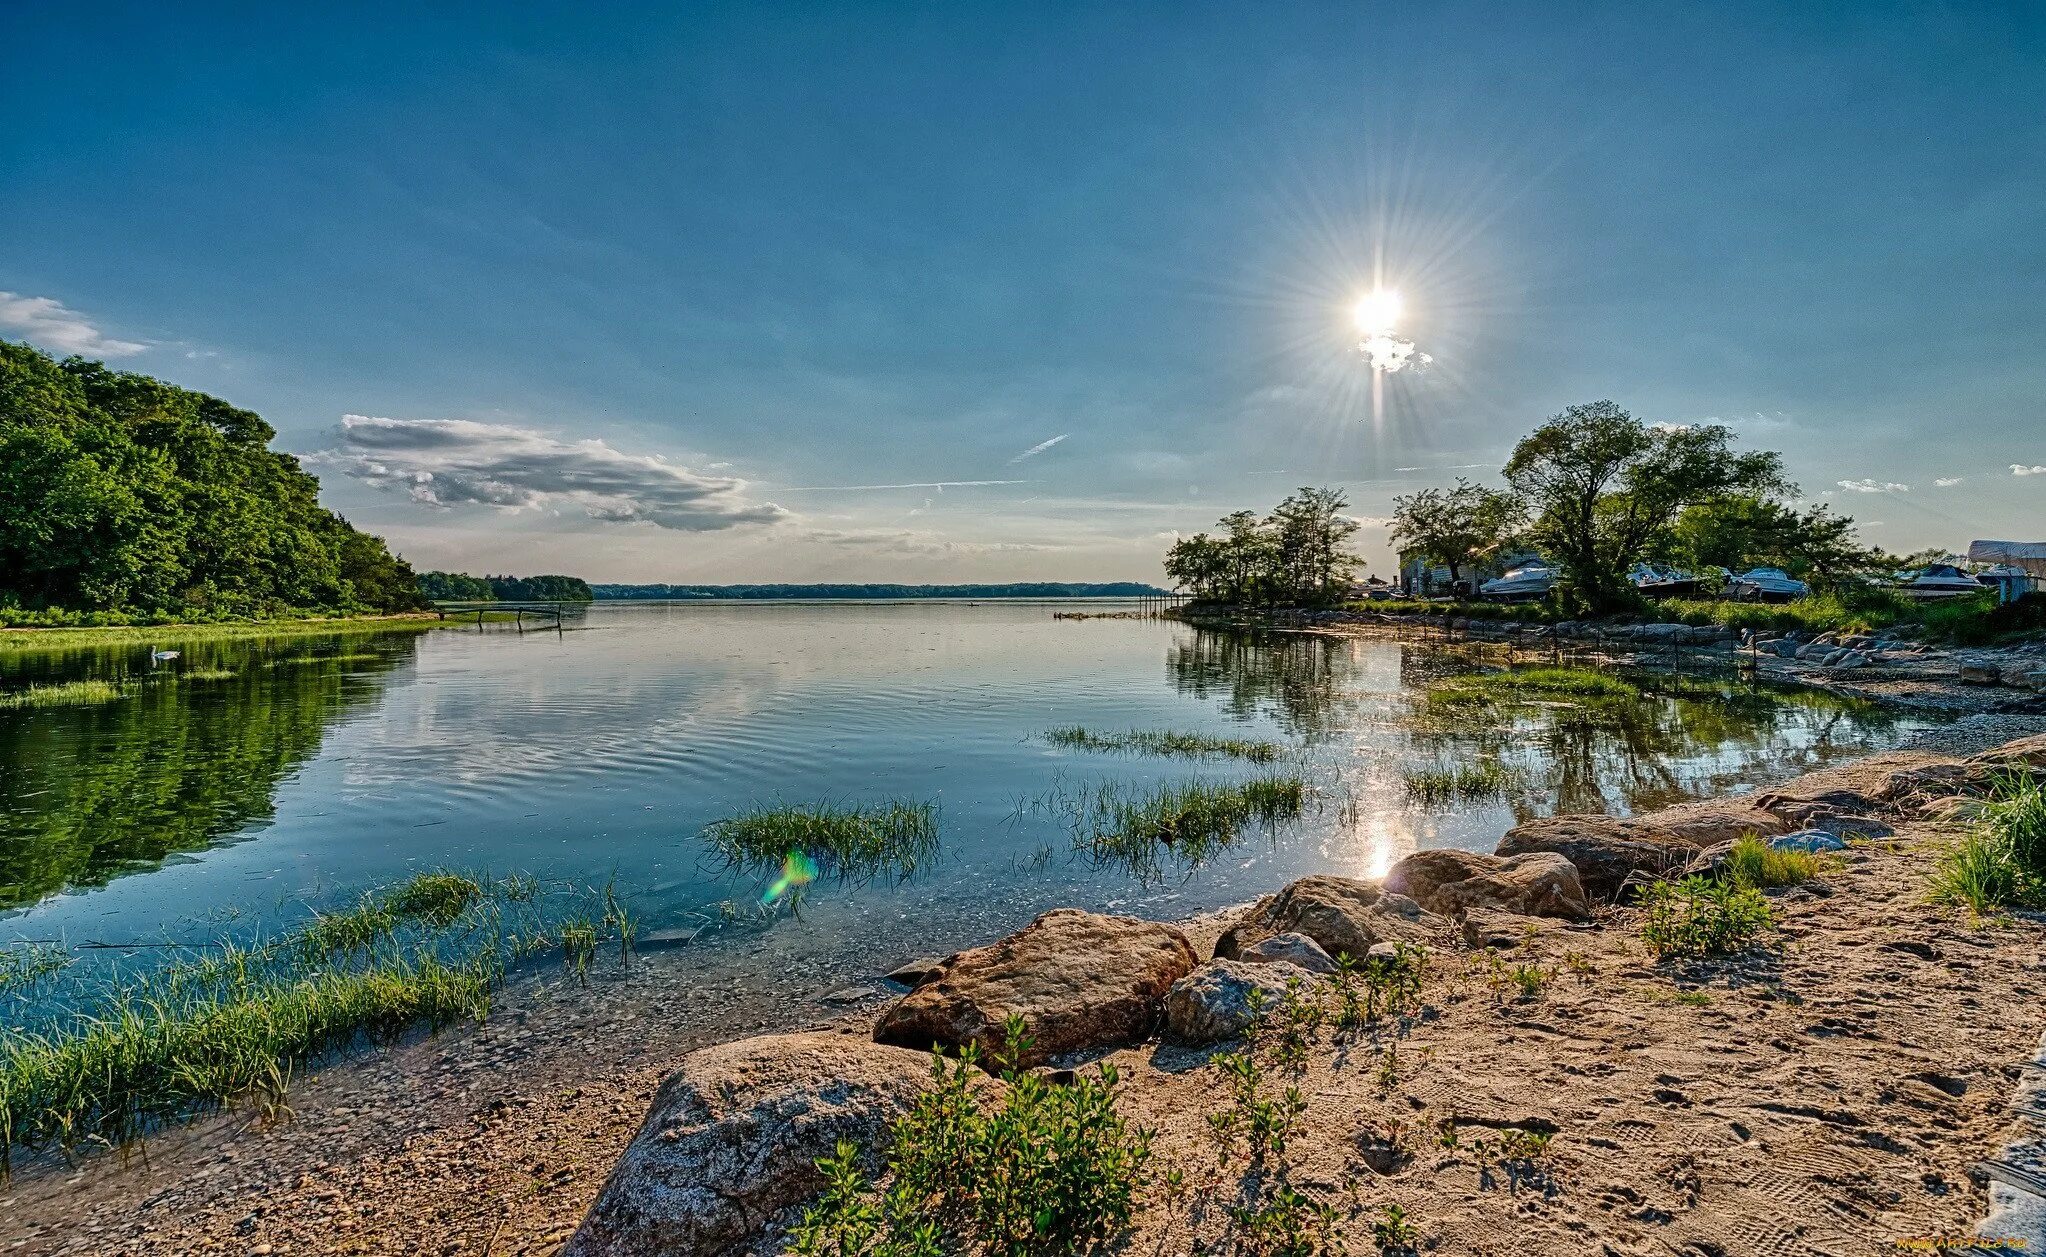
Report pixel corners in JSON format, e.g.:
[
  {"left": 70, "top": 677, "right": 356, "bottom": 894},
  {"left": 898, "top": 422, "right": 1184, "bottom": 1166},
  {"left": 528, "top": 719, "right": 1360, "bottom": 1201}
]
[
  {"left": 1425, "top": 665, "right": 1640, "bottom": 708},
  {"left": 0, "top": 679, "right": 125, "bottom": 709},
  {"left": 1059, "top": 775, "right": 1305, "bottom": 884},
  {"left": 1044, "top": 725, "right": 1285, "bottom": 764},
  {"left": 1929, "top": 771, "right": 2046, "bottom": 917},
  {"left": 0, "top": 870, "right": 622, "bottom": 1169},
  {"left": 1403, "top": 759, "right": 1516, "bottom": 806},
  {"left": 704, "top": 799, "right": 940, "bottom": 884},
  {"left": 1638, "top": 875, "right": 1775, "bottom": 960},
  {"left": 790, "top": 1016, "right": 1151, "bottom": 1257},
  {"left": 1722, "top": 835, "right": 1830, "bottom": 889}
]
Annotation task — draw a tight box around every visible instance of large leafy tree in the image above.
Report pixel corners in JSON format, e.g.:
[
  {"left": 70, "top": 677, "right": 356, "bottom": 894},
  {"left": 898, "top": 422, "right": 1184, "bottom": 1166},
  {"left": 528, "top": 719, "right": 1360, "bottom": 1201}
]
[
  {"left": 1388, "top": 479, "right": 1524, "bottom": 590},
  {"left": 1163, "top": 487, "right": 1362, "bottom": 606},
  {"left": 1662, "top": 496, "right": 1880, "bottom": 590},
  {"left": 0, "top": 340, "right": 426, "bottom": 615},
  {"left": 1503, "top": 401, "right": 1788, "bottom": 612}
]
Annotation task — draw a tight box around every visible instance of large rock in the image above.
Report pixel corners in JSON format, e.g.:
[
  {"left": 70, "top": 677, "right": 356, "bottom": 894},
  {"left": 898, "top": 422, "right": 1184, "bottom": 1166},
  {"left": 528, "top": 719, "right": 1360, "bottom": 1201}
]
[
  {"left": 1751, "top": 750, "right": 1977, "bottom": 829},
  {"left": 1215, "top": 875, "right": 1443, "bottom": 962},
  {"left": 1496, "top": 815, "right": 1703, "bottom": 901},
  {"left": 1164, "top": 959, "right": 1309, "bottom": 1043},
  {"left": 1384, "top": 849, "right": 1591, "bottom": 921},
  {"left": 566, "top": 1032, "right": 982, "bottom": 1255},
  {"left": 1970, "top": 734, "right": 2046, "bottom": 776},
  {"left": 1236, "top": 931, "right": 1339, "bottom": 974},
  {"left": 1650, "top": 800, "right": 1793, "bottom": 846},
  {"left": 871, "top": 908, "right": 1195, "bottom": 1067}
]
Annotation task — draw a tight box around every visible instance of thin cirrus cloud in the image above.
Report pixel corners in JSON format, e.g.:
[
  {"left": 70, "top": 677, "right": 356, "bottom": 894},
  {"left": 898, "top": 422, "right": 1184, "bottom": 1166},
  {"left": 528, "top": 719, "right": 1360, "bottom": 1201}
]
[
  {"left": 1009, "top": 433, "right": 1069, "bottom": 463},
  {"left": 2013, "top": 464, "right": 2046, "bottom": 477},
  {"left": 306, "top": 414, "right": 787, "bottom": 532},
  {"left": 0, "top": 291, "right": 149, "bottom": 357},
  {"left": 1836, "top": 478, "right": 1910, "bottom": 493},
  {"left": 1933, "top": 477, "right": 1964, "bottom": 487}
]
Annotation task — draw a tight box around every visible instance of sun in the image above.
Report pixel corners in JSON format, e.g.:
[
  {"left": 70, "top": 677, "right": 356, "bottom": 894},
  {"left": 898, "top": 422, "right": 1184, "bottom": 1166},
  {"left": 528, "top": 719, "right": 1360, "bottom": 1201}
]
[{"left": 1352, "top": 287, "right": 1403, "bottom": 336}]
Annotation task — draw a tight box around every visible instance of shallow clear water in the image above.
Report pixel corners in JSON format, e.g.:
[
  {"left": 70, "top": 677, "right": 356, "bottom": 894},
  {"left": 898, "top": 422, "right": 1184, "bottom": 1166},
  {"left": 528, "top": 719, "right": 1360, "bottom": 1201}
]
[{"left": 1, "top": 602, "right": 1934, "bottom": 963}]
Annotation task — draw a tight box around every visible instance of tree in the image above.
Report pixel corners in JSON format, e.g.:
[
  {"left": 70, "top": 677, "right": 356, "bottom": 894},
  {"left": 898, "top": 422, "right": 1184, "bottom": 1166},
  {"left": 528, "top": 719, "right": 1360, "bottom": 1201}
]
[
  {"left": 1663, "top": 496, "right": 1880, "bottom": 590},
  {"left": 1503, "top": 401, "right": 1787, "bottom": 612},
  {"left": 1388, "top": 479, "right": 1524, "bottom": 592},
  {"left": 1162, "top": 488, "right": 1363, "bottom": 606}
]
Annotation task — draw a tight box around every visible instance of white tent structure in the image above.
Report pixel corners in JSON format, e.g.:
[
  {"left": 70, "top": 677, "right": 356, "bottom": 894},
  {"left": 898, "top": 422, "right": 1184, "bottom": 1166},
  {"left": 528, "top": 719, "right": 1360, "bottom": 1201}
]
[{"left": 1968, "top": 541, "right": 2046, "bottom": 601}]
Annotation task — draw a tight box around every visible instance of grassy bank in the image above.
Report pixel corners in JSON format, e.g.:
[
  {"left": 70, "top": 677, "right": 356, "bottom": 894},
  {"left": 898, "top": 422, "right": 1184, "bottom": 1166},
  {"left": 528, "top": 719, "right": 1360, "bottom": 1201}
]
[{"left": 0, "top": 613, "right": 445, "bottom": 652}]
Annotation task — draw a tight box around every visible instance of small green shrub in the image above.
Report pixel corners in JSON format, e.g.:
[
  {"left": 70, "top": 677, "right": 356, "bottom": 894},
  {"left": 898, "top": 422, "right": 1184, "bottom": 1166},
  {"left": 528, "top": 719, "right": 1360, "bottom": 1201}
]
[
  {"left": 1639, "top": 876, "right": 1774, "bottom": 959},
  {"left": 1227, "top": 1181, "right": 1341, "bottom": 1256},
  {"left": 1721, "top": 835, "right": 1826, "bottom": 889},
  {"left": 790, "top": 1017, "right": 1151, "bottom": 1257},
  {"left": 1373, "top": 1203, "right": 1421, "bottom": 1253}
]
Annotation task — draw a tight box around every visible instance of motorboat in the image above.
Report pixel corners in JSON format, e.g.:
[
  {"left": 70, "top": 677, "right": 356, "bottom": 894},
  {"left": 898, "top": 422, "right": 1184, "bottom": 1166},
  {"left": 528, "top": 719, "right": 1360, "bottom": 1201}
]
[
  {"left": 1477, "top": 562, "right": 1555, "bottom": 602},
  {"left": 1725, "top": 567, "right": 1809, "bottom": 602},
  {"left": 1899, "top": 563, "right": 1987, "bottom": 599},
  {"left": 1629, "top": 563, "right": 1703, "bottom": 599}
]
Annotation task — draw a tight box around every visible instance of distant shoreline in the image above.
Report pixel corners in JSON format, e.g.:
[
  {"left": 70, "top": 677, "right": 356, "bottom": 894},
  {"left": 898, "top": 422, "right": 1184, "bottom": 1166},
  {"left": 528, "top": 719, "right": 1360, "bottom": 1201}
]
[{"left": 590, "top": 582, "right": 1173, "bottom": 601}]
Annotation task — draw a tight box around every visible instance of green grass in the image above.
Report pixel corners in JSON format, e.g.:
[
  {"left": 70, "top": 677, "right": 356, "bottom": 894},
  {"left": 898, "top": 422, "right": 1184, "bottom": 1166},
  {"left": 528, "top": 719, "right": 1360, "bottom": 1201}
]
[
  {"left": 703, "top": 800, "right": 941, "bottom": 884},
  {"left": 1064, "top": 775, "right": 1305, "bottom": 884},
  {"left": 791, "top": 1017, "right": 1150, "bottom": 1257},
  {"left": 1721, "top": 835, "right": 1829, "bottom": 889},
  {"left": 1427, "top": 665, "right": 1641, "bottom": 707},
  {"left": 179, "top": 667, "right": 237, "bottom": 681},
  {"left": 0, "top": 614, "right": 442, "bottom": 652},
  {"left": 1930, "top": 772, "right": 2046, "bottom": 917},
  {"left": 1044, "top": 725, "right": 1284, "bottom": 763},
  {"left": 0, "top": 944, "right": 72, "bottom": 996},
  {"left": 1404, "top": 760, "right": 1515, "bottom": 805},
  {"left": 0, "top": 870, "right": 616, "bottom": 1164},
  {"left": 0, "top": 679, "right": 126, "bottom": 709},
  {"left": 1638, "top": 876, "right": 1775, "bottom": 960}
]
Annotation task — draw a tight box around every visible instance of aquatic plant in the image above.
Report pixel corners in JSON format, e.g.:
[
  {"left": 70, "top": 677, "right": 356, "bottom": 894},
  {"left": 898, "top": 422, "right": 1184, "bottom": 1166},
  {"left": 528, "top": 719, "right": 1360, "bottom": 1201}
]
[
  {"left": 1426, "top": 666, "right": 1641, "bottom": 707},
  {"left": 1638, "top": 876, "right": 1774, "bottom": 960},
  {"left": 0, "top": 679, "right": 125, "bottom": 710},
  {"left": 790, "top": 1017, "right": 1150, "bottom": 1257},
  {"left": 1930, "top": 771, "right": 2046, "bottom": 916},
  {"left": 1403, "top": 759, "right": 1515, "bottom": 805},
  {"left": 1721, "top": 835, "right": 1827, "bottom": 889},
  {"left": 179, "top": 667, "right": 237, "bottom": 681},
  {"left": 0, "top": 944, "right": 72, "bottom": 996},
  {"left": 703, "top": 799, "right": 940, "bottom": 885},
  {"left": 1043, "top": 725, "right": 1284, "bottom": 763},
  {"left": 1063, "top": 775, "right": 1305, "bottom": 884}
]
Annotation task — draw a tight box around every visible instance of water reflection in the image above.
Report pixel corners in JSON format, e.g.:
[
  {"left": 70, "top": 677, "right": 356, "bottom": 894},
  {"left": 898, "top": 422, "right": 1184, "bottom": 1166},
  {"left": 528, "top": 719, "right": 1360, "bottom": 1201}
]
[
  {"left": 0, "top": 636, "right": 417, "bottom": 909},
  {"left": 1166, "top": 630, "right": 1378, "bottom": 742}
]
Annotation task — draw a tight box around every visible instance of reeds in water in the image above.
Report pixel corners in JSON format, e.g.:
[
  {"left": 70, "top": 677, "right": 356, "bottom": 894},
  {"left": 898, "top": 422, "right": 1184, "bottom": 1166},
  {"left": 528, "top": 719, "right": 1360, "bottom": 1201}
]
[
  {"left": 1403, "top": 760, "right": 1516, "bottom": 806},
  {"left": 0, "top": 679, "right": 125, "bottom": 710},
  {"left": 1044, "top": 726, "right": 1283, "bottom": 763},
  {"left": 1426, "top": 666, "right": 1640, "bottom": 706},
  {"left": 1062, "top": 775, "right": 1305, "bottom": 884},
  {"left": 703, "top": 800, "right": 941, "bottom": 884}
]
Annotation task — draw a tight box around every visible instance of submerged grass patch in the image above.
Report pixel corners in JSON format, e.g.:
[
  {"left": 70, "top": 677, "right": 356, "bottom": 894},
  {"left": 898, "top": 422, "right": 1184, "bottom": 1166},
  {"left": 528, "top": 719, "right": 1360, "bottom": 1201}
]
[
  {"left": 1427, "top": 666, "right": 1642, "bottom": 707},
  {"left": 704, "top": 800, "right": 940, "bottom": 884},
  {"left": 1404, "top": 760, "right": 1515, "bottom": 805},
  {"left": 1061, "top": 775, "right": 1305, "bottom": 884},
  {"left": 1930, "top": 771, "right": 2046, "bottom": 917},
  {"left": 0, "top": 679, "right": 126, "bottom": 710},
  {"left": 1044, "top": 726, "right": 1284, "bottom": 764}
]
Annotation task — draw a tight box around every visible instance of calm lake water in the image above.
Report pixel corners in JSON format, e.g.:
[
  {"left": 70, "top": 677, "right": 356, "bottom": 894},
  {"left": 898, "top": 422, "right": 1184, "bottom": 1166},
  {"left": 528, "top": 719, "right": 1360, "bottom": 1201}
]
[{"left": 1, "top": 601, "right": 1937, "bottom": 967}]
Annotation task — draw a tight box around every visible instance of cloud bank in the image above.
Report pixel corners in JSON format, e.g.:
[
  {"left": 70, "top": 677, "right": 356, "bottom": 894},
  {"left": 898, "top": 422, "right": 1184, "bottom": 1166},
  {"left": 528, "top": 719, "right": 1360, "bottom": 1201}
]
[
  {"left": 1837, "top": 478, "right": 1910, "bottom": 493},
  {"left": 2013, "top": 464, "right": 2046, "bottom": 477},
  {"left": 0, "top": 292, "right": 148, "bottom": 357},
  {"left": 310, "top": 415, "right": 787, "bottom": 531}
]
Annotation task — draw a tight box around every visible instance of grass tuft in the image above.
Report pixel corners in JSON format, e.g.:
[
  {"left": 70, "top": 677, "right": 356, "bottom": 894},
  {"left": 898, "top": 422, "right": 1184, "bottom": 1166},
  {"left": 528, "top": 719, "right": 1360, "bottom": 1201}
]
[
  {"left": 1404, "top": 760, "right": 1515, "bottom": 805},
  {"left": 0, "top": 680, "right": 125, "bottom": 710},
  {"left": 1930, "top": 771, "right": 2046, "bottom": 917},
  {"left": 1064, "top": 776, "right": 1305, "bottom": 884},
  {"left": 1426, "top": 666, "right": 1640, "bottom": 708},
  {"left": 704, "top": 800, "right": 940, "bottom": 884},
  {"left": 1044, "top": 726, "right": 1284, "bottom": 763},
  {"left": 1639, "top": 876, "right": 1774, "bottom": 960},
  {"left": 1721, "top": 835, "right": 1828, "bottom": 889}
]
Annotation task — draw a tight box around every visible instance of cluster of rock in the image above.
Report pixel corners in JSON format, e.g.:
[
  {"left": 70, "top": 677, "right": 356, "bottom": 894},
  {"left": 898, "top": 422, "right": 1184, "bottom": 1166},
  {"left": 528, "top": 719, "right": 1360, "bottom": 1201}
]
[{"left": 566, "top": 732, "right": 2046, "bottom": 1255}]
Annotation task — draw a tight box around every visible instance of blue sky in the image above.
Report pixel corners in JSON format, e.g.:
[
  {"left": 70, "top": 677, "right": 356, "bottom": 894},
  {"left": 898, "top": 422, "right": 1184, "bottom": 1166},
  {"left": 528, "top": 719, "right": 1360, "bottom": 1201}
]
[{"left": 5, "top": 2, "right": 2042, "bottom": 581}]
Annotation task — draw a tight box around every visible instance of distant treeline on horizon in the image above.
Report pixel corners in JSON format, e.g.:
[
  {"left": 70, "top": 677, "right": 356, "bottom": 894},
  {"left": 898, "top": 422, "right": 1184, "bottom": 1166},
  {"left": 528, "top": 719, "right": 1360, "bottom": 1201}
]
[
  {"left": 590, "top": 582, "right": 1172, "bottom": 600},
  {"left": 418, "top": 572, "right": 595, "bottom": 602}
]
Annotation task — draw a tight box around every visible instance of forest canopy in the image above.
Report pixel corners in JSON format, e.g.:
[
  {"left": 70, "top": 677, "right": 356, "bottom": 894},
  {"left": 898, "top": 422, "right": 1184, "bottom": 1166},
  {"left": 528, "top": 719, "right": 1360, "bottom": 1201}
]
[
  {"left": 418, "top": 572, "right": 595, "bottom": 601},
  {"left": 0, "top": 341, "right": 425, "bottom": 617}
]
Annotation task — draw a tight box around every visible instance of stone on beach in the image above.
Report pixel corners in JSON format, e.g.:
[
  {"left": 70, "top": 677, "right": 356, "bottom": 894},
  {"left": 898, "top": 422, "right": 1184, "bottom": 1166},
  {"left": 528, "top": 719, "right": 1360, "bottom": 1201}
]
[
  {"left": 1235, "top": 931, "right": 1339, "bottom": 974},
  {"left": 566, "top": 1032, "right": 984, "bottom": 1256},
  {"left": 1164, "top": 959, "right": 1310, "bottom": 1043},
  {"left": 1970, "top": 733, "right": 2046, "bottom": 776},
  {"left": 1495, "top": 815, "right": 1704, "bottom": 901},
  {"left": 871, "top": 908, "right": 1196, "bottom": 1067},
  {"left": 1384, "top": 849, "right": 1591, "bottom": 921},
  {"left": 1214, "top": 875, "right": 1443, "bottom": 962}
]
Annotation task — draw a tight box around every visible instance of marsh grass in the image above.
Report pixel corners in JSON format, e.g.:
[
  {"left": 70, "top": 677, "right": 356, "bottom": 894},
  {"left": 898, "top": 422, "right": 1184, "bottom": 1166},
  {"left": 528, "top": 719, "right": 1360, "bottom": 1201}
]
[
  {"left": 1930, "top": 771, "right": 2046, "bottom": 917},
  {"left": 1061, "top": 775, "right": 1305, "bottom": 883},
  {"left": 0, "top": 679, "right": 126, "bottom": 710},
  {"left": 179, "top": 667, "right": 237, "bottom": 681},
  {"left": 0, "top": 870, "right": 613, "bottom": 1166},
  {"left": 1043, "top": 725, "right": 1284, "bottom": 764},
  {"left": 0, "top": 944, "right": 72, "bottom": 996},
  {"left": 704, "top": 799, "right": 940, "bottom": 884},
  {"left": 0, "top": 616, "right": 439, "bottom": 651},
  {"left": 1427, "top": 666, "right": 1641, "bottom": 707},
  {"left": 1404, "top": 759, "right": 1515, "bottom": 805},
  {"left": 1722, "top": 835, "right": 1828, "bottom": 889}
]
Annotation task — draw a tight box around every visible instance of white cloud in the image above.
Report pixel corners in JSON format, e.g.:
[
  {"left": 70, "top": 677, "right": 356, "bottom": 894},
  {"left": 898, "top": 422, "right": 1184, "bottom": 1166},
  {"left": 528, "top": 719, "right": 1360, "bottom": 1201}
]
[
  {"left": 2013, "top": 464, "right": 2046, "bottom": 477},
  {"left": 0, "top": 292, "right": 149, "bottom": 357},
  {"left": 805, "top": 528, "right": 1050, "bottom": 555},
  {"left": 1933, "top": 476, "right": 1964, "bottom": 487},
  {"left": 1836, "top": 478, "right": 1910, "bottom": 493},
  {"left": 308, "top": 414, "right": 787, "bottom": 531},
  {"left": 1009, "top": 434, "right": 1069, "bottom": 463}
]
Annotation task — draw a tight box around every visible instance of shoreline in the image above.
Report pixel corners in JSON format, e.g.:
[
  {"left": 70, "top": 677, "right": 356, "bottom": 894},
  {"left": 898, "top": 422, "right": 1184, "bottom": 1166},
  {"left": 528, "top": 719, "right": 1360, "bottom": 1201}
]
[
  {"left": 0, "top": 612, "right": 454, "bottom": 652},
  {"left": 6, "top": 637, "right": 2046, "bottom": 1252}
]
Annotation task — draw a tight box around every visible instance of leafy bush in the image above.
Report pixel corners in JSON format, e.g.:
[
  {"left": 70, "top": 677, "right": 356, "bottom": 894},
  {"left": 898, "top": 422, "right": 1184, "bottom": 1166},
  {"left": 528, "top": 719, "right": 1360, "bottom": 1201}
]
[
  {"left": 790, "top": 1017, "right": 1151, "bottom": 1257},
  {"left": 1638, "top": 876, "right": 1774, "bottom": 959},
  {"left": 1721, "top": 835, "right": 1827, "bottom": 889}
]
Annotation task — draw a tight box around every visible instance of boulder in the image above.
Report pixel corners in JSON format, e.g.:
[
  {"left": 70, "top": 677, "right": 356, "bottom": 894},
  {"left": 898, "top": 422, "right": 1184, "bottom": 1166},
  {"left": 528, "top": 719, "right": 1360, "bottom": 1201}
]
[
  {"left": 871, "top": 908, "right": 1195, "bottom": 1067},
  {"left": 1215, "top": 875, "right": 1443, "bottom": 962},
  {"left": 1970, "top": 734, "right": 2046, "bottom": 776},
  {"left": 1770, "top": 829, "right": 1849, "bottom": 853},
  {"left": 1959, "top": 663, "right": 2002, "bottom": 685},
  {"left": 1649, "top": 800, "right": 1793, "bottom": 846},
  {"left": 883, "top": 957, "right": 945, "bottom": 989},
  {"left": 1496, "top": 815, "right": 1702, "bottom": 900},
  {"left": 1384, "top": 849, "right": 1590, "bottom": 921},
  {"left": 1164, "top": 959, "right": 1309, "bottom": 1043},
  {"left": 1236, "top": 931, "right": 1339, "bottom": 974},
  {"left": 1748, "top": 750, "right": 1975, "bottom": 831},
  {"left": 566, "top": 1032, "right": 984, "bottom": 1255},
  {"left": 1830, "top": 650, "right": 1871, "bottom": 670}
]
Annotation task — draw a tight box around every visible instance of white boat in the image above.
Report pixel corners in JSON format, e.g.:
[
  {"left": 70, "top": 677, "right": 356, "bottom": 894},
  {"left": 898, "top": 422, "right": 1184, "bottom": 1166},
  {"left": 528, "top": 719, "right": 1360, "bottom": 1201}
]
[
  {"left": 1477, "top": 562, "right": 1555, "bottom": 602},
  {"left": 1725, "top": 567, "right": 1808, "bottom": 602},
  {"left": 1900, "top": 563, "right": 1987, "bottom": 599},
  {"left": 1629, "top": 563, "right": 1703, "bottom": 599}
]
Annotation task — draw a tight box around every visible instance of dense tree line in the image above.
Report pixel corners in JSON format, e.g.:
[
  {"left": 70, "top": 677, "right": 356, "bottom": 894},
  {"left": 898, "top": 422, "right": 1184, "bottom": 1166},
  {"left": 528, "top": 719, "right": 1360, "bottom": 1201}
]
[
  {"left": 0, "top": 341, "right": 425, "bottom": 616},
  {"left": 590, "top": 582, "right": 1169, "bottom": 600},
  {"left": 418, "top": 572, "right": 595, "bottom": 601},
  {"left": 1163, "top": 487, "right": 1362, "bottom": 606}
]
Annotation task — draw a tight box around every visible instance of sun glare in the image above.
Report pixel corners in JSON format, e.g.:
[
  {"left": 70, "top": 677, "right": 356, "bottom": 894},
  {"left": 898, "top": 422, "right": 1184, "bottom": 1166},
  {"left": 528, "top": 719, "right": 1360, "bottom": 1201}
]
[{"left": 1352, "top": 287, "right": 1402, "bottom": 336}]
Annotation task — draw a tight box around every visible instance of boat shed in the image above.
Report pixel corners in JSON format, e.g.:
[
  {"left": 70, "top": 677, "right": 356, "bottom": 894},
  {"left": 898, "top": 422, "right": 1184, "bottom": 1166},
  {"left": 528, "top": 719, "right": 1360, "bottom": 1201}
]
[{"left": 1968, "top": 540, "right": 2046, "bottom": 599}]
